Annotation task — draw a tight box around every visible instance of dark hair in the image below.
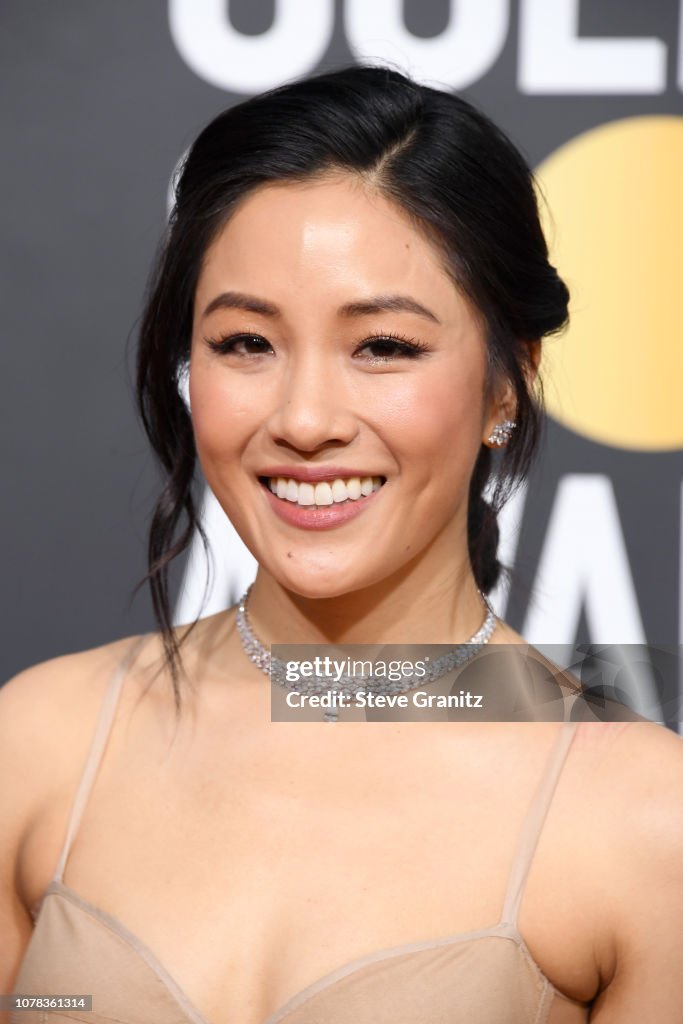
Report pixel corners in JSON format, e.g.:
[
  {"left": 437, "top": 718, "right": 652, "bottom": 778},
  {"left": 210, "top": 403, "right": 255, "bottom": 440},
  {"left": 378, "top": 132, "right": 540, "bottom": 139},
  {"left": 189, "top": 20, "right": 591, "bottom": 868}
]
[{"left": 134, "top": 64, "right": 569, "bottom": 711}]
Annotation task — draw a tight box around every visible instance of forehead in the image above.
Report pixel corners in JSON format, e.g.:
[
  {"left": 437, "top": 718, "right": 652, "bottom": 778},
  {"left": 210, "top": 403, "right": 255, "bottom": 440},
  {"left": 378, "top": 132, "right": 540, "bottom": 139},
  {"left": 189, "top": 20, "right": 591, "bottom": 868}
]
[{"left": 195, "top": 174, "right": 468, "bottom": 322}]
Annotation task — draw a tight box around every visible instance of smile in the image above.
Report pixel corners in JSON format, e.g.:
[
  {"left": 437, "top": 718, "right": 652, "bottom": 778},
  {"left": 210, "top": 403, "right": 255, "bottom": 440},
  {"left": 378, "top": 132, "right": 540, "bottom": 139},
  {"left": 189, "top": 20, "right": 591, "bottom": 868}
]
[
  {"left": 257, "top": 475, "right": 387, "bottom": 531},
  {"left": 260, "top": 475, "right": 385, "bottom": 508}
]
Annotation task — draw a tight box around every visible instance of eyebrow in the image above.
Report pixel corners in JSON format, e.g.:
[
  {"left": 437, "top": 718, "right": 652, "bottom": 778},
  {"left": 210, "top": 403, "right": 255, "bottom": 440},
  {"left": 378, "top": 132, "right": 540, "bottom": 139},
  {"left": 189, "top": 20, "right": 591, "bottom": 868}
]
[
  {"left": 202, "top": 291, "right": 279, "bottom": 319},
  {"left": 339, "top": 295, "right": 441, "bottom": 324},
  {"left": 202, "top": 291, "right": 441, "bottom": 324}
]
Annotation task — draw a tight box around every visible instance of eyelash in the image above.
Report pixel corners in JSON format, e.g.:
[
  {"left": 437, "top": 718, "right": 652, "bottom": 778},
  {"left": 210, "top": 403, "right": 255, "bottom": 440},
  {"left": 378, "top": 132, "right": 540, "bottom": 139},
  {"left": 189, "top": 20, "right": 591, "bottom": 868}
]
[{"left": 203, "top": 330, "right": 429, "bottom": 362}]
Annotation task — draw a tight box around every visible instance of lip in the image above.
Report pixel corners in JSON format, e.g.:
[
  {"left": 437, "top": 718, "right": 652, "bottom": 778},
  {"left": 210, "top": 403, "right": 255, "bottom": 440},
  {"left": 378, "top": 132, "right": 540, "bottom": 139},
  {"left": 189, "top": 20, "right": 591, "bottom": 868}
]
[
  {"left": 259, "top": 477, "right": 385, "bottom": 531},
  {"left": 258, "top": 466, "right": 385, "bottom": 484}
]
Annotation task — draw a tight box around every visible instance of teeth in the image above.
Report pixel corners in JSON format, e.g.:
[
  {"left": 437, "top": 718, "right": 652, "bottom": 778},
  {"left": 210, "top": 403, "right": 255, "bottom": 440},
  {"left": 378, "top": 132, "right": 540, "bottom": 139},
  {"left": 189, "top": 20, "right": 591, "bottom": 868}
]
[
  {"left": 297, "top": 482, "right": 315, "bottom": 506},
  {"left": 331, "top": 479, "right": 347, "bottom": 503},
  {"left": 267, "top": 475, "right": 384, "bottom": 507},
  {"left": 314, "top": 482, "right": 333, "bottom": 506},
  {"left": 347, "top": 477, "right": 361, "bottom": 500},
  {"left": 285, "top": 479, "right": 298, "bottom": 502}
]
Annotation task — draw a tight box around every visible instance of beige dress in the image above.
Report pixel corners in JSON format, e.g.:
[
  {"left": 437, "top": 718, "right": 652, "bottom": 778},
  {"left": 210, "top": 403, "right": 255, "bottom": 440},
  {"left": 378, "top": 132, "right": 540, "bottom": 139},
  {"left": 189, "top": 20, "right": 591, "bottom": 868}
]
[{"left": 10, "top": 636, "right": 591, "bottom": 1023}]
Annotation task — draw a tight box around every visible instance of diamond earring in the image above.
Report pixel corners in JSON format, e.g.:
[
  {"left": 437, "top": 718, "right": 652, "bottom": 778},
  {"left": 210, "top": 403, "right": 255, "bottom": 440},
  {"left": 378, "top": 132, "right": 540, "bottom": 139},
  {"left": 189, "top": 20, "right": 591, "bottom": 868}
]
[
  {"left": 486, "top": 419, "right": 516, "bottom": 446},
  {"left": 176, "top": 358, "right": 191, "bottom": 414}
]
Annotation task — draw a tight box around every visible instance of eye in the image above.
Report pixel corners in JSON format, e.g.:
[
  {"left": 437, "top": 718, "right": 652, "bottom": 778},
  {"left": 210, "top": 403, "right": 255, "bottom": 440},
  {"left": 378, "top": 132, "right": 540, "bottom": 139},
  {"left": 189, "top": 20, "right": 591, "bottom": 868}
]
[
  {"left": 204, "top": 333, "right": 273, "bottom": 356},
  {"left": 355, "top": 333, "right": 429, "bottom": 362}
]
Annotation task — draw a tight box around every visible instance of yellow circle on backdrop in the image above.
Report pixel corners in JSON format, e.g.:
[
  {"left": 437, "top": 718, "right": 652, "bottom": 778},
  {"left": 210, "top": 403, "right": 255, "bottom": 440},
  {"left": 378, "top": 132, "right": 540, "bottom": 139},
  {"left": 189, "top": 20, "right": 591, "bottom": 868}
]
[{"left": 536, "top": 116, "right": 683, "bottom": 451}]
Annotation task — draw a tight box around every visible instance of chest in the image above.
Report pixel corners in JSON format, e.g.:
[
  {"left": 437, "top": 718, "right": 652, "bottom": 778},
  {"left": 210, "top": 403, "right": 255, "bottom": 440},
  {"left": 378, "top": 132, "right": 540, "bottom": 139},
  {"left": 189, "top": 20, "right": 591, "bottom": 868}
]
[{"left": 21, "top": 722, "right": 603, "bottom": 1022}]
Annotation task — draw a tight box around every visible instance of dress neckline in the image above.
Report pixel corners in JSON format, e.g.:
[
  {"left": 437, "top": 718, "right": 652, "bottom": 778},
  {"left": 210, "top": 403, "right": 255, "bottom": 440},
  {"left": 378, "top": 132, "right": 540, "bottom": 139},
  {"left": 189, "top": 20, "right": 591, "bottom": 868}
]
[
  {"left": 32, "top": 877, "right": 586, "bottom": 1024},
  {"left": 24, "top": 642, "right": 584, "bottom": 1023}
]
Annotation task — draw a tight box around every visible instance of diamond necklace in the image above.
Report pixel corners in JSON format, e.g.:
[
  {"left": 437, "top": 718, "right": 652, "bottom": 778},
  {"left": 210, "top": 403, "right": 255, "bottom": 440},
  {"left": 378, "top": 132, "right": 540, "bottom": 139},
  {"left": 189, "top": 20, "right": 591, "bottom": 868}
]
[{"left": 236, "top": 585, "right": 497, "bottom": 721}]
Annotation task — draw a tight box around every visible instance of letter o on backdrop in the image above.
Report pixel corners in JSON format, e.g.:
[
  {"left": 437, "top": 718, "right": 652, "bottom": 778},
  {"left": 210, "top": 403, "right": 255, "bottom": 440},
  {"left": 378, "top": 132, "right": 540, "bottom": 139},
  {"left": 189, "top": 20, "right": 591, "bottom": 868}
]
[
  {"left": 345, "top": 0, "right": 509, "bottom": 89},
  {"left": 168, "top": 0, "right": 335, "bottom": 93}
]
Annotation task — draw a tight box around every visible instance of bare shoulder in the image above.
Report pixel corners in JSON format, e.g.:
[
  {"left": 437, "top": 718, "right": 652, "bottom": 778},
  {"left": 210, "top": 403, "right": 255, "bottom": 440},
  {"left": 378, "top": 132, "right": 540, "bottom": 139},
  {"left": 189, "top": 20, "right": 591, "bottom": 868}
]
[
  {"left": 581, "top": 721, "right": 683, "bottom": 1019},
  {"left": 0, "top": 608, "right": 238, "bottom": 782},
  {"left": 601, "top": 720, "right": 683, "bottom": 848},
  {"left": 568, "top": 718, "right": 683, "bottom": 834},
  {"left": 0, "top": 634, "right": 147, "bottom": 739},
  {"left": 0, "top": 632, "right": 158, "bottom": 995},
  {"left": 0, "top": 634, "right": 157, "bottom": 839},
  {"left": 0, "top": 608, "right": 239, "bottom": 868}
]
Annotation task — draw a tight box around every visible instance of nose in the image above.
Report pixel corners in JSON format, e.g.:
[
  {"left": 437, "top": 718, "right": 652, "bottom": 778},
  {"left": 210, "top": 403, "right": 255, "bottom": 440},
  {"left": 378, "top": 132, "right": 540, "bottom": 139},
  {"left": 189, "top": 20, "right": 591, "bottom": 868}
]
[{"left": 266, "top": 352, "right": 359, "bottom": 452}]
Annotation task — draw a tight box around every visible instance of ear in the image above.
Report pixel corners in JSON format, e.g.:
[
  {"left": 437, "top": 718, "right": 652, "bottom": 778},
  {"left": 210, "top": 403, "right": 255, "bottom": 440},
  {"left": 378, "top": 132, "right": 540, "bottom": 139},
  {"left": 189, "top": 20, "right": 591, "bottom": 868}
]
[{"left": 481, "top": 340, "right": 540, "bottom": 449}]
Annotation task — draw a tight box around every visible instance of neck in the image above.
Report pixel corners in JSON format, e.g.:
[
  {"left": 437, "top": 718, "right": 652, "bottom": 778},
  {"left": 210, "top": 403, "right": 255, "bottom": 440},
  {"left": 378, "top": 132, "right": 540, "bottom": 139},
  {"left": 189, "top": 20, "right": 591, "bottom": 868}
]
[{"left": 244, "top": 554, "right": 490, "bottom": 648}]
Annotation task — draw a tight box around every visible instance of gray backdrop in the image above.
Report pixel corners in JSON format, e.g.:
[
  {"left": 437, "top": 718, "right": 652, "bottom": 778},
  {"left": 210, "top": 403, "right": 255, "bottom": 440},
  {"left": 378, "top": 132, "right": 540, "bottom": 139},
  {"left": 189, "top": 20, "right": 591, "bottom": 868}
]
[{"left": 2, "top": 1, "right": 682, "bottom": 730}]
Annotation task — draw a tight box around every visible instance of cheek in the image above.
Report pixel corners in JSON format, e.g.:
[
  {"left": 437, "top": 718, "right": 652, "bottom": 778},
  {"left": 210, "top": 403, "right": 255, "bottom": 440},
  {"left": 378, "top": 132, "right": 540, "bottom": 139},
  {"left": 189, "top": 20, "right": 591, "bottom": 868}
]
[
  {"left": 189, "top": 367, "right": 256, "bottom": 465},
  {"left": 378, "top": 364, "right": 485, "bottom": 469}
]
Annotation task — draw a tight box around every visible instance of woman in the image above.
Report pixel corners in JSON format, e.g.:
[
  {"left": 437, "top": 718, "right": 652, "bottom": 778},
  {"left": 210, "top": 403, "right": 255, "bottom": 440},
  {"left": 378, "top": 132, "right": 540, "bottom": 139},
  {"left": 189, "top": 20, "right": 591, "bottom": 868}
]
[{"left": 1, "top": 66, "right": 682, "bottom": 1024}]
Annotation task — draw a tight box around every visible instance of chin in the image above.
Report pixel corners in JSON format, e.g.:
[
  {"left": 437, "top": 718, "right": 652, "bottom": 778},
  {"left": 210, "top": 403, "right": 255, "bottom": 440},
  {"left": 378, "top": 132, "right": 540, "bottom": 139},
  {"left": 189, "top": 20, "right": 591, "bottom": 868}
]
[
  {"left": 265, "top": 558, "right": 377, "bottom": 601},
  {"left": 275, "top": 574, "right": 358, "bottom": 601}
]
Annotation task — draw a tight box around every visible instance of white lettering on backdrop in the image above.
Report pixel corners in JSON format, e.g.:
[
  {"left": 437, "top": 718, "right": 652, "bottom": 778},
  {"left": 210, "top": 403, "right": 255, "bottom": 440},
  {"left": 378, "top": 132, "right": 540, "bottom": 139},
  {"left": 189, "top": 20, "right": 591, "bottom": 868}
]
[
  {"left": 169, "top": 0, "right": 681, "bottom": 95},
  {"left": 168, "top": 0, "right": 334, "bottom": 93}
]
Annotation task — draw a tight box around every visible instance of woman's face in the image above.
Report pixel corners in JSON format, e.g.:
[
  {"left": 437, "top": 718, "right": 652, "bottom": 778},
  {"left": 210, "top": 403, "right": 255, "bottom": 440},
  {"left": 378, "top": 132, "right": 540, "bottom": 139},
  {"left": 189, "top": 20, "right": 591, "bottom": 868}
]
[{"left": 189, "top": 174, "right": 504, "bottom": 598}]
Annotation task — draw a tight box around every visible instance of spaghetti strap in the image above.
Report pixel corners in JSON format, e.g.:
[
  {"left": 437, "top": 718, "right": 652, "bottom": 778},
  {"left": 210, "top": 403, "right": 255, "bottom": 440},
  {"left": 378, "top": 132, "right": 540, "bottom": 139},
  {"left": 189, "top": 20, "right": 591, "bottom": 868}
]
[
  {"left": 500, "top": 721, "right": 579, "bottom": 928},
  {"left": 52, "top": 634, "right": 149, "bottom": 885}
]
